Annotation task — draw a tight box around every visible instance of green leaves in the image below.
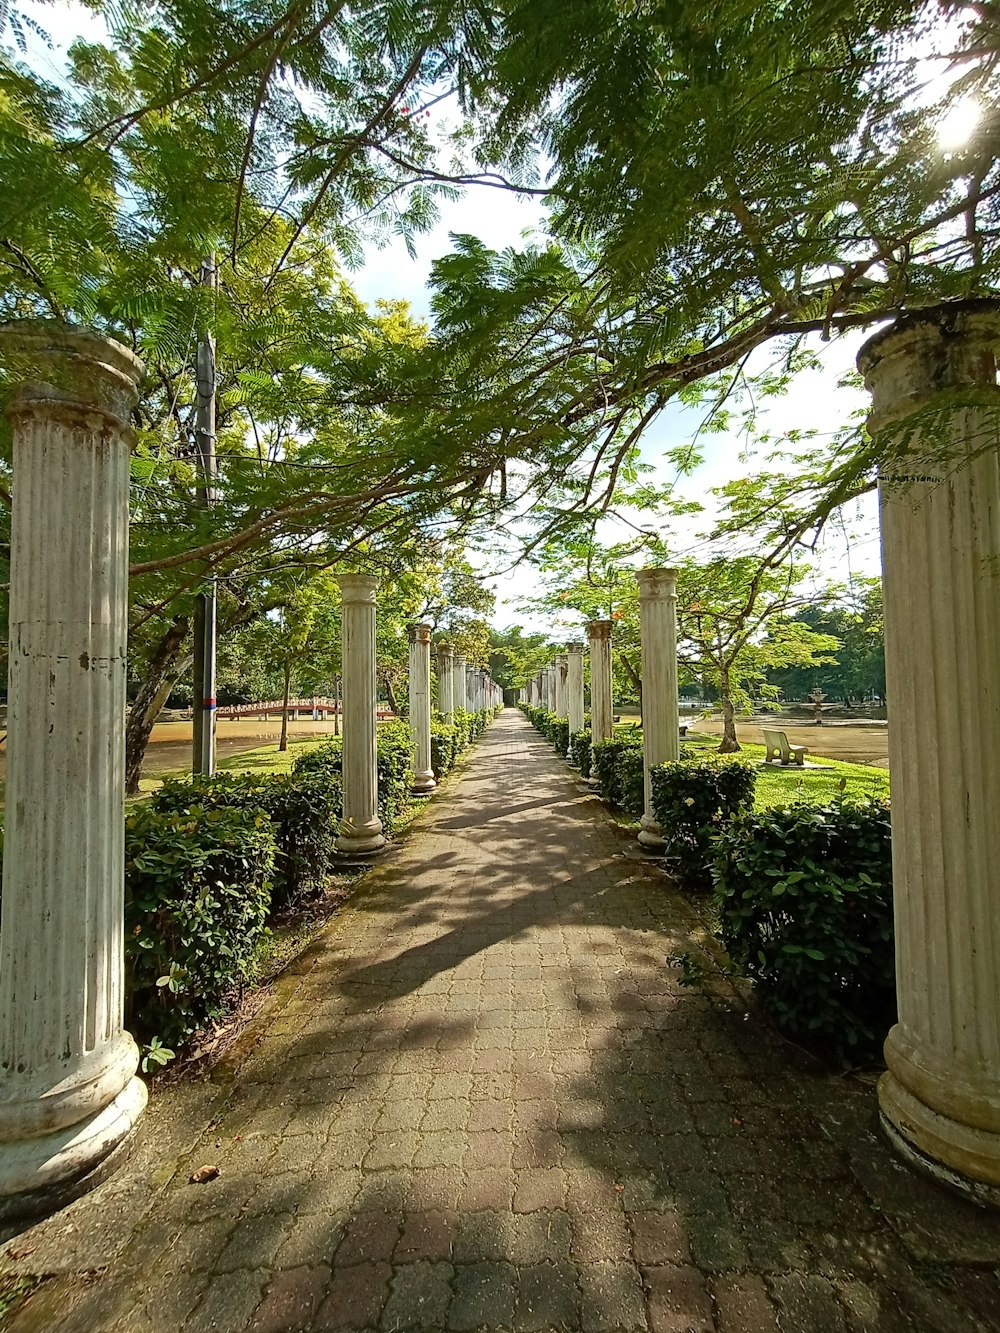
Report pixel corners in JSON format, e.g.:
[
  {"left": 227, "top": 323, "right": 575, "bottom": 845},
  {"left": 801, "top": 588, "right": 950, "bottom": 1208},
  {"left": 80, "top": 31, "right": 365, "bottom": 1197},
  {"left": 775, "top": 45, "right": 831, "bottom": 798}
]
[{"left": 714, "top": 797, "right": 894, "bottom": 1064}]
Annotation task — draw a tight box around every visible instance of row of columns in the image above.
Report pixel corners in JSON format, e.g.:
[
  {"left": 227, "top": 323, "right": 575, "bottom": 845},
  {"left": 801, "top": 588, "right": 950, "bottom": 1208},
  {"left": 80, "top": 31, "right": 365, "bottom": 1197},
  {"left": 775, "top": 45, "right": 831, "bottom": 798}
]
[
  {"left": 335, "top": 591, "right": 501, "bottom": 852},
  {"left": 523, "top": 577, "right": 679, "bottom": 849},
  {"left": 5, "top": 310, "right": 1000, "bottom": 1212}
]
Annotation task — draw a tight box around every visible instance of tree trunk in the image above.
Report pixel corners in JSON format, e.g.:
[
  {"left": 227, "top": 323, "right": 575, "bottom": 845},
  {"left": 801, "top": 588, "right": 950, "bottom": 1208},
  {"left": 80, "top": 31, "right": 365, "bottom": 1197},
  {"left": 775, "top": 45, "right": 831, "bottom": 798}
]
[
  {"left": 617, "top": 650, "right": 642, "bottom": 706},
  {"left": 279, "top": 659, "right": 291, "bottom": 752},
  {"left": 124, "top": 616, "right": 190, "bottom": 795},
  {"left": 718, "top": 667, "right": 741, "bottom": 753},
  {"left": 383, "top": 674, "right": 399, "bottom": 714}
]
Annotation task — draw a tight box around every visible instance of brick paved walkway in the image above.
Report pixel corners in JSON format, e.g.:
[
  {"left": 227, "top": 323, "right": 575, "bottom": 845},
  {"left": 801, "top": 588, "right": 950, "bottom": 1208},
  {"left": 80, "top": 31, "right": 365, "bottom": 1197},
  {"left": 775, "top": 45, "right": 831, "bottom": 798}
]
[{"left": 4, "top": 710, "right": 999, "bottom": 1332}]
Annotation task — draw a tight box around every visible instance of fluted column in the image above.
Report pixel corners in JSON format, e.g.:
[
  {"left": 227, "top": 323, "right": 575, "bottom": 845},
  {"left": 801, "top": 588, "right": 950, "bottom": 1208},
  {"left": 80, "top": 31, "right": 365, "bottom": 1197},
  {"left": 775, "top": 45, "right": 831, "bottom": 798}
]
[
  {"left": 566, "top": 643, "right": 585, "bottom": 754},
  {"left": 453, "top": 654, "right": 467, "bottom": 711},
  {"left": 335, "top": 574, "right": 385, "bottom": 855},
  {"left": 436, "top": 640, "right": 454, "bottom": 720},
  {"left": 859, "top": 306, "right": 1000, "bottom": 1198},
  {"left": 0, "top": 323, "right": 147, "bottom": 1216},
  {"left": 408, "top": 623, "right": 436, "bottom": 794},
  {"left": 554, "top": 654, "right": 568, "bottom": 719},
  {"left": 636, "top": 567, "right": 679, "bottom": 849},
  {"left": 588, "top": 620, "right": 614, "bottom": 745}
]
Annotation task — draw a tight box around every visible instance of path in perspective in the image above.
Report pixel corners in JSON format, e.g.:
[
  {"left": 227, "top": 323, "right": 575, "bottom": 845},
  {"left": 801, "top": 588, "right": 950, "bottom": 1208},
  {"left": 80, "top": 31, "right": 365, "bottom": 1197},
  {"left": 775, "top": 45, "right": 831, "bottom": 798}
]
[{"left": 3, "top": 710, "right": 999, "bottom": 1332}]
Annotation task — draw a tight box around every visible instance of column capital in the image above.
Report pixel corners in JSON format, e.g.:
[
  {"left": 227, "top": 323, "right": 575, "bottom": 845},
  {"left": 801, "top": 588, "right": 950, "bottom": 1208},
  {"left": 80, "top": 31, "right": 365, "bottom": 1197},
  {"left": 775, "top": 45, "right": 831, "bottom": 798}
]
[
  {"left": 336, "top": 573, "right": 378, "bottom": 604},
  {"left": 566, "top": 642, "right": 585, "bottom": 655},
  {"left": 635, "top": 566, "right": 678, "bottom": 599},
  {"left": 436, "top": 638, "right": 453, "bottom": 656},
  {"left": 858, "top": 303, "right": 1000, "bottom": 436},
  {"left": 1, "top": 321, "right": 144, "bottom": 434},
  {"left": 408, "top": 622, "right": 432, "bottom": 645},
  {"left": 587, "top": 620, "right": 613, "bottom": 641}
]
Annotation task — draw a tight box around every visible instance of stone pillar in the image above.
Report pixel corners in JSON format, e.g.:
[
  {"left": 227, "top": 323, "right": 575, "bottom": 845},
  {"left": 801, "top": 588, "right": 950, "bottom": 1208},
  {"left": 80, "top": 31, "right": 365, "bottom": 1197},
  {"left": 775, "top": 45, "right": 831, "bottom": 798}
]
[
  {"left": 566, "top": 642, "right": 585, "bottom": 752},
  {"left": 453, "top": 654, "right": 467, "bottom": 711},
  {"left": 554, "top": 654, "right": 568, "bottom": 719},
  {"left": 0, "top": 323, "right": 147, "bottom": 1216},
  {"left": 408, "top": 623, "right": 436, "bottom": 794},
  {"left": 858, "top": 306, "right": 1000, "bottom": 1199},
  {"left": 436, "top": 640, "right": 454, "bottom": 719},
  {"left": 335, "top": 574, "right": 385, "bottom": 855},
  {"left": 588, "top": 620, "right": 614, "bottom": 745},
  {"left": 544, "top": 665, "right": 555, "bottom": 712},
  {"left": 635, "top": 567, "right": 679, "bottom": 849}
]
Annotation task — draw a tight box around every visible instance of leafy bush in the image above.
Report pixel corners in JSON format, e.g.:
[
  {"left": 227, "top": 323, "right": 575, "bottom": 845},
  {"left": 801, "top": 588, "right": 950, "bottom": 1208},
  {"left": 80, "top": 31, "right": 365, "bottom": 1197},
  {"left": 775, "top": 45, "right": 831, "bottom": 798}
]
[
  {"left": 292, "top": 722, "right": 413, "bottom": 832},
  {"left": 592, "top": 731, "right": 645, "bottom": 816},
  {"left": 292, "top": 736, "right": 342, "bottom": 776},
  {"left": 153, "top": 770, "right": 342, "bottom": 909},
  {"left": 650, "top": 756, "right": 756, "bottom": 888},
  {"left": 570, "top": 729, "right": 592, "bottom": 777},
  {"left": 124, "top": 804, "right": 275, "bottom": 1048},
  {"left": 430, "top": 717, "right": 459, "bottom": 778},
  {"left": 714, "top": 799, "right": 894, "bottom": 1062},
  {"left": 375, "top": 719, "right": 415, "bottom": 830}
]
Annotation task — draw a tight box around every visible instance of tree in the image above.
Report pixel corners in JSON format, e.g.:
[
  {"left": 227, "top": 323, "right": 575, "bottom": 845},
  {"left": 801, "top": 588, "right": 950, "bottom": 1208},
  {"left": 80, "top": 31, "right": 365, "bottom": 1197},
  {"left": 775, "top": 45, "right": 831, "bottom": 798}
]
[
  {"left": 674, "top": 559, "right": 840, "bottom": 752},
  {"left": 767, "top": 579, "right": 886, "bottom": 704},
  {"left": 488, "top": 625, "right": 552, "bottom": 694}
]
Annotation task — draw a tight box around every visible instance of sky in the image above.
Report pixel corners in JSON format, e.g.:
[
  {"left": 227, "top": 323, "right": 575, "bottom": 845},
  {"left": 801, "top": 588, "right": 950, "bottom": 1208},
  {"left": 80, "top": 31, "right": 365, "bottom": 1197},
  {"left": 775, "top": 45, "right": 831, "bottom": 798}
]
[{"left": 17, "top": 0, "right": 885, "bottom": 635}]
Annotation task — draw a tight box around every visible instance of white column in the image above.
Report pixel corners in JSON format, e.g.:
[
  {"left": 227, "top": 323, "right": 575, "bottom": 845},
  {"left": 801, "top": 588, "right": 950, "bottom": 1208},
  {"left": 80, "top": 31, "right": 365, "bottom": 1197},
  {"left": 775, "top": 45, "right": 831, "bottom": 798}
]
[
  {"left": 335, "top": 574, "right": 385, "bottom": 855},
  {"left": 436, "top": 640, "right": 454, "bottom": 719},
  {"left": 453, "top": 654, "right": 467, "bottom": 711},
  {"left": 408, "top": 623, "right": 436, "bottom": 794},
  {"left": 544, "top": 665, "right": 555, "bottom": 711},
  {"left": 566, "top": 642, "right": 585, "bottom": 752},
  {"left": 859, "top": 308, "right": 1000, "bottom": 1198},
  {"left": 0, "top": 323, "right": 147, "bottom": 1215},
  {"left": 588, "top": 620, "right": 614, "bottom": 745},
  {"left": 554, "top": 654, "right": 568, "bottom": 719},
  {"left": 636, "top": 567, "right": 679, "bottom": 849}
]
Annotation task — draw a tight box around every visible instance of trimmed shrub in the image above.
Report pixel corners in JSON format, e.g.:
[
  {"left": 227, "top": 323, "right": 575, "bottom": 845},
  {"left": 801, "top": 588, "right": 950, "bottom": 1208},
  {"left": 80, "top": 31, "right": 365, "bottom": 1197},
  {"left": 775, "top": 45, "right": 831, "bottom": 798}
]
[
  {"left": 376, "top": 719, "right": 415, "bottom": 830},
  {"left": 292, "top": 736, "right": 342, "bottom": 776},
  {"left": 430, "top": 717, "right": 459, "bottom": 778},
  {"left": 714, "top": 799, "right": 894, "bottom": 1063},
  {"left": 124, "top": 804, "right": 275, "bottom": 1048},
  {"left": 570, "top": 729, "right": 592, "bottom": 777},
  {"left": 592, "top": 731, "right": 644, "bottom": 816},
  {"left": 153, "top": 770, "right": 342, "bottom": 909},
  {"left": 650, "top": 756, "right": 756, "bottom": 888}
]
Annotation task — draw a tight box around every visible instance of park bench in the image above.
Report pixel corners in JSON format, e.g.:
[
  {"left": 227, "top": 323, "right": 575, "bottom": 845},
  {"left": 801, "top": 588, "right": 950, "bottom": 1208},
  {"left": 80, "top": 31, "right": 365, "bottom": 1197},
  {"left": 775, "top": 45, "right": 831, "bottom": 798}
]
[{"left": 762, "top": 728, "right": 808, "bottom": 766}]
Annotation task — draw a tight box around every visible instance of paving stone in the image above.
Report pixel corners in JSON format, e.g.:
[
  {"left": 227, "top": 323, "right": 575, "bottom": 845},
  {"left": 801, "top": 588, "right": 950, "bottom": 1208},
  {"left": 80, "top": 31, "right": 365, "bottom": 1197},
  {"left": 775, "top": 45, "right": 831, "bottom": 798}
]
[
  {"left": 248, "top": 1267, "right": 331, "bottom": 1333},
  {"left": 448, "top": 1261, "right": 517, "bottom": 1329},
  {"left": 642, "top": 1264, "right": 715, "bottom": 1333},
  {"left": 710, "top": 1274, "right": 780, "bottom": 1332},
  {"left": 313, "top": 1262, "right": 392, "bottom": 1330},
  {"left": 184, "top": 1270, "right": 269, "bottom": 1332},
  {"left": 381, "top": 1261, "right": 454, "bottom": 1330},
  {"left": 578, "top": 1263, "right": 649, "bottom": 1331},
  {"left": 514, "top": 1261, "right": 581, "bottom": 1330},
  {"left": 394, "top": 1210, "right": 456, "bottom": 1263}
]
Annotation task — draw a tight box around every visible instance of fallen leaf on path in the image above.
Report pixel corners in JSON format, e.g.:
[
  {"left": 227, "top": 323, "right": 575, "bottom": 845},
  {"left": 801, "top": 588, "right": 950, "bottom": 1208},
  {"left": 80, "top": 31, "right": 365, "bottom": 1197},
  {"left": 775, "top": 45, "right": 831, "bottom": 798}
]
[{"left": 189, "top": 1165, "right": 220, "bottom": 1184}]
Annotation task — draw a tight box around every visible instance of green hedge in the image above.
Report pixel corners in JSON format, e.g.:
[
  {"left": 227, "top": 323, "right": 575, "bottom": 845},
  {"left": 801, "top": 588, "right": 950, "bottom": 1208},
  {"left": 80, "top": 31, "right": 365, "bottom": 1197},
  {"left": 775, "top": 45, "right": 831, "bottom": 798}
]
[
  {"left": 153, "top": 770, "right": 341, "bottom": 910},
  {"left": 124, "top": 804, "right": 275, "bottom": 1048},
  {"left": 714, "top": 799, "right": 894, "bottom": 1062},
  {"left": 292, "top": 720, "right": 413, "bottom": 832},
  {"left": 570, "top": 729, "right": 592, "bottom": 777},
  {"left": 650, "top": 756, "right": 756, "bottom": 888},
  {"left": 430, "top": 717, "right": 459, "bottom": 777},
  {"left": 591, "top": 731, "right": 645, "bottom": 816}
]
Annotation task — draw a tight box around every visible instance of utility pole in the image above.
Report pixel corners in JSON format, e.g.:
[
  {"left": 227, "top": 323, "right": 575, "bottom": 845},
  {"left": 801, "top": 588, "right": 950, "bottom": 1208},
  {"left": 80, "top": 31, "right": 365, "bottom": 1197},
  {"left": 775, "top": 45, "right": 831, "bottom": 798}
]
[{"left": 192, "top": 257, "right": 218, "bottom": 775}]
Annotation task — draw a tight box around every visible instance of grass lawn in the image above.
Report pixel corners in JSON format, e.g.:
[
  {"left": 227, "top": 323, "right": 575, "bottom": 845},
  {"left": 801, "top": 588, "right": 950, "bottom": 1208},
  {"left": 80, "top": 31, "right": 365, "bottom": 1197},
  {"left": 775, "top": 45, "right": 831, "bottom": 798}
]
[
  {"left": 612, "top": 722, "right": 890, "bottom": 810},
  {"left": 130, "top": 732, "right": 339, "bottom": 800}
]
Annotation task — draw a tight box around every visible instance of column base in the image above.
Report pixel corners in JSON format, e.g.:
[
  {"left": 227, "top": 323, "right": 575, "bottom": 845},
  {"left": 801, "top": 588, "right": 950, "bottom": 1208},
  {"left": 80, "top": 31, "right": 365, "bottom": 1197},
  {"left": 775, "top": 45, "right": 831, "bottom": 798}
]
[
  {"left": 878, "top": 1070, "right": 1000, "bottom": 1206},
  {"left": 0, "top": 1075, "right": 147, "bottom": 1221},
  {"left": 412, "top": 773, "right": 436, "bottom": 795},
  {"left": 637, "top": 813, "right": 665, "bottom": 849},
  {"left": 335, "top": 827, "right": 386, "bottom": 855}
]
